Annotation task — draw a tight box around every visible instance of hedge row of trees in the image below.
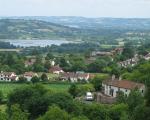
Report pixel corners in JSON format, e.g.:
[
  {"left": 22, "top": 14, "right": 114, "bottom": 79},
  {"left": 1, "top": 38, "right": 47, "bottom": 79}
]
[{"left": 0, "top": 83, "right": 149, "bottom": 120}]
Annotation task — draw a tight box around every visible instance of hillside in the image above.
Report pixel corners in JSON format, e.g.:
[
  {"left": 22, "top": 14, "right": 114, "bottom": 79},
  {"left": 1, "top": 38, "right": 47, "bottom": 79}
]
[
  {"left": 0, "top": 19, "right": 80, "bottom": 40},
  {"left": 2, "top": 16, "right": 150, "bottom": 30},
  {"left": 0, "top": 18, "right": 150, "bottom": 45}
]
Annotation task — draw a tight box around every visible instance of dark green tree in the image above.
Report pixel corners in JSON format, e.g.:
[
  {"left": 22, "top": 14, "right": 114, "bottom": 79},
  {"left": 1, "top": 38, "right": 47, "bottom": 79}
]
[
  {"left": 9, "top": 104, "right": 29, "bottom": 120},
  {"left": 31, "top": 76, "right": 40, "bottom": 83},
  {"left": 90, "top": 76, "right": 103, "bottom": 91},
  {"left": 68, "top": 84, "right": 78, "bottom": 98},
  {"left": 41, "top": 73, "right": 48, "bottom": 82}
]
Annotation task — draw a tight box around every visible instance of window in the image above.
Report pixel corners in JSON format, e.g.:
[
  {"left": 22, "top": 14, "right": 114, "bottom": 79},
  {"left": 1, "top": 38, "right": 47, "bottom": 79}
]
[{"left": 141, "top": 90, "right": 144, "bottom": 93}]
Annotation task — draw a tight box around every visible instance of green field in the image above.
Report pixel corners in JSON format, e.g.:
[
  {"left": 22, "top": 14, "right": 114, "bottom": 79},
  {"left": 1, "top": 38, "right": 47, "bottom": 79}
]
[{"left": 0, "top": 83, "right": 71, "bottom": 98}]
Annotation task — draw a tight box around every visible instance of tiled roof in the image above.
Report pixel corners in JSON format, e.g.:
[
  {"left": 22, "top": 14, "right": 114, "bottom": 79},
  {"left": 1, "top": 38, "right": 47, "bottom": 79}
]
[
  {"left": 61, "top": 72, "right": 89, "bottom": 79},
  {"left": 103, "top": 79, "right": 144, "bottom": 90},
  {"left": 24, "top": 72, "right": 35, "bottom": 77},
  {"left": 0, "top": 72, "right": 16, "bottom": 76},
  {"left": 49, "top": 65, "right": 63, "bottom": 72}
]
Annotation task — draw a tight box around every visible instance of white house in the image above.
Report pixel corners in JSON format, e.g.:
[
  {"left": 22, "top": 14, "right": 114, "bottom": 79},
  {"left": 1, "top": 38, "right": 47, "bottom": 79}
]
[
  {"left": 23, "top": 72, "right": 38, "bottom": 81},
  {"left": 0, "top": 71, "right": 18, "bottom": 82},
  {"left": 143, "top": 53, "right": 150, "bottom": 60},
  {"left": 49, "top": 65, "right": 64, "bottom": 74},
  {"left": 60, "top": 72, "right": 90, "bottom": 83},
  {"left": 102, "top": 76, "right": 145, "bottom": 97}
]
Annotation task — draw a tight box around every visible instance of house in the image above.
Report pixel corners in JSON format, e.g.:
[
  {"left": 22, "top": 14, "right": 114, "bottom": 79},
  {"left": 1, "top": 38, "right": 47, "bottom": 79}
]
[
  {"left": 111, "top": 48, "right": 124, "bottom": 55},
  {"left": 118, "top": 54, "right": 140, "bottom": 68},
  {"left": 60, "top": 72, "right": 90, "bottom": 82},
  {"left": 49, "top": 65, "right": 64, "bottom": 74},
  {"left": 23, "top": 72, "right": 38, "bottom": 81},
  {"left": 0, "top": 71, "right": 18, "bottom": 82},
  {"left": 25, "top": 58, "right": 36, "bottom": 67},
  {"left": 143, "top": 53, "right": 150, "bottom": 60},
  {"left": 102, "top": 76, "right": 145, "bottom": 97},
  {"left": 91, "top": 51, "right": 113, "bottom": 57}
]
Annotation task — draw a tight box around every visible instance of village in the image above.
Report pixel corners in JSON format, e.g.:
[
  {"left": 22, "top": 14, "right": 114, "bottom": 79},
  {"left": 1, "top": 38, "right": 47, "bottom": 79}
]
[{"left": 0, "top": 46, "right": 148, "bottom": 104}]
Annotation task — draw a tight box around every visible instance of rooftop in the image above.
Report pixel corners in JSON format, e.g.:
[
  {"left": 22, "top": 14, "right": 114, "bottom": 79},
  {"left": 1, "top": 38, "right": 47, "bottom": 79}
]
[{"left": 103, "top": 79, "right": 144, "bottom": 90}]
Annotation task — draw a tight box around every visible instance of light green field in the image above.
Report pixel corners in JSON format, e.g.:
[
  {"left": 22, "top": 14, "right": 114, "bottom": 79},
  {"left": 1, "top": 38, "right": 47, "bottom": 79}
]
[
  {"left": 0, "top": 49, "right": 21, "bottom": 52},
  {"left": 0, "top": 83, "right": 71, "bottom": 98}
]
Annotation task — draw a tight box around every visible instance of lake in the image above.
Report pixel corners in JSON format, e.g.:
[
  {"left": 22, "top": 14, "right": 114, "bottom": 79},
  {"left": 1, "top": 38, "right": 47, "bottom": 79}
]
[{"left": 2, "top": 39, "right": 71, "bottom": 47}]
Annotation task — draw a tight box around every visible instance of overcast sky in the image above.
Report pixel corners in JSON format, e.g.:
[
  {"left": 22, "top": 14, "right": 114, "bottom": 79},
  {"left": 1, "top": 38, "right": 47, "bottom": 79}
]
[{"left": 0, "top": 0, "right": 150, "bottom": 18}]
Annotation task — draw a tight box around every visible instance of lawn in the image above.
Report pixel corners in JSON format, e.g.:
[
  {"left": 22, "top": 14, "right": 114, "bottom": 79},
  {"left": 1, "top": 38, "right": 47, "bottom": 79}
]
[{"left": 0, "top": 83, "right": 71, "bottom": 98}]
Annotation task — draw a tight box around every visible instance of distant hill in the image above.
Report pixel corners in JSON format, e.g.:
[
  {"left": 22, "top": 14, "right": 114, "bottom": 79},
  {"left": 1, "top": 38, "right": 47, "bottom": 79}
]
[
  {"left": 1, "top": 16, "right": 150, "bottom": 30},
  {"left": 0, "top": 19, "right": 80, "bottom": 40},
  {"left": 0, "top": 17, "right": 150, "bottom": 43}
]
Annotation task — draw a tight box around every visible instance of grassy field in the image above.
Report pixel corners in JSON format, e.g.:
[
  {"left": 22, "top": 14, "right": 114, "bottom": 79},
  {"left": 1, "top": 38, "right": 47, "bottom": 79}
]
[
  {"left": 0, "top": 83, "right": 71, "bottom": 98},
  {"left": 0, "top": 49, "right": 22, "bottom": 52}
]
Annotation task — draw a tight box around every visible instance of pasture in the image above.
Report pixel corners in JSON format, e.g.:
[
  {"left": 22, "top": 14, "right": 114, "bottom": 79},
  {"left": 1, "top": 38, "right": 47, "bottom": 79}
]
[{"left": 0, "top": 83, "right": 71, "bottom": 98}]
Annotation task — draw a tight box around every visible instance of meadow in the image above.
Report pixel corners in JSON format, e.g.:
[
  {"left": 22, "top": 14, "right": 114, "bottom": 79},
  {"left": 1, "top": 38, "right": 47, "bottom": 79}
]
[{"left": 0, "top": 83, "right": 71, "bottom": 98}]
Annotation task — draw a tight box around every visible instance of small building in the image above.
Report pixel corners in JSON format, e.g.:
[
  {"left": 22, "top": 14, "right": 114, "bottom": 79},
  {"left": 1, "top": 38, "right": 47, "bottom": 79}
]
[
  {"left": 25, "top": 58, "right": 36, "bottom": 67},
  {"left": 102, "top": 76, "right": 145, "bottom": 97},
  {"left": 113, "top": 48, "right": 124, "bottom": 55},
  {"left": 49, "top": 65, "right": 64, "bottom": 74},
  {"left": 23, "top": 72, "right": 38, "bottom": 81},
  {"left": 143, "top": 53, "right": 150, "bottom": 60},
  {"left": 91, "top": 51, "right": 113, "bottom": 57},
  {"left": 0, "top": 71, "right": 18, "bottom": 82},
  {"left": 50, "top": 60, "right": 55, "bottom": 66},
  {"left": 60, "top": 72, "right": 90, "bottom": 82},
  {"left": 118, "top": 54, "right": 140, "bottom": 68}
]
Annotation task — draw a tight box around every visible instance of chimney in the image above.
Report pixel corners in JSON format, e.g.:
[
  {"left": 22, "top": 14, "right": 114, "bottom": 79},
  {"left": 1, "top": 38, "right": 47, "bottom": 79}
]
[
  {"left": 119, "top": 76, "right": 122, "bottom": 81},
  {"left": 112, "top": 75, "right": 116, "bottom": 81}
]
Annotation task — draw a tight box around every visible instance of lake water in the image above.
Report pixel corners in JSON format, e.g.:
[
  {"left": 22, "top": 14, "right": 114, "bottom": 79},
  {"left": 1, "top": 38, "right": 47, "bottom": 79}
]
[{"left": 3, "top": 39, "right": 71, "bottom": 47}]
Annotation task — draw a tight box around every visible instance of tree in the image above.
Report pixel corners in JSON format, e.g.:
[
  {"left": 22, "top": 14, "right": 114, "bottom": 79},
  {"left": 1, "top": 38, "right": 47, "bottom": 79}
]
[
  {"left": 31, "top": 76, "right": 40, "bottom": 83},
  {"left": 33, "top": 64, "right": 44, "bottom": 72},
  {"left": 44, "top": 60, "right": 51, "bottom": 71},
  {"left": 68, "top": 84, "right": 78, "bottom": 98},
  {"left": 45, "top": 52, "right": 54, "bottom": 60},
  {"left": 145, "top": 80, "right": 150, "bottom": 107},
  {"left": 9, "top": 104, "right": 29, "bottom": 120},
  {"left": 109, "top": 103, "right": 128, "bottom": 120},
  {"left": 78, "top": 84, "right": 95, "bottom": 96},
  {"left": 83, "top": 104, "right": 110, "bottom": 120},
  {"left": 71, "top": 116, "right": 89, "bottom": 120},
  {"left": 90, "top": 76, "right": 103, "bottom": 91},
  {"left": 18, "top": 76, "right": 27, "bottom": 83},
  {"left": 131, "top": 104, "right": 150, "bottom": 120},
  {"left": 0, "top": 112, "right": 7, "bottom": 120},
  {"left": 41, "top": 73, "right": 48, "bottom": 82},
  {"left": 0, "top": 91, "right": 3, "bottom": 103},
  {"left": 127, "top": 89, "right": 144, "bottom": 114},
  {"left": 37, "top": 105, "right": 69, "bottom": 120},
  {"left": 111, "top": 67, "right": 121, "bottom": 78},
  {"left": 122, "top": 42, "right": 135, "bottom": 60},
  {"left": 8, "top": 84, "right": 49, "bottom": 119},
  {"left": 116, "top": 91, "right": 127, "bottom": 104},
  {"left": 47, "top": 92, "right": 80, "bottom": 114}
]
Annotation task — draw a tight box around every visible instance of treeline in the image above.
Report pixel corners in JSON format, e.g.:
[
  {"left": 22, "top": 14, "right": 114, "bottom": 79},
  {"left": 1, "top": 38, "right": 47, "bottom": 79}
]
[
  {"left": 0, "top": 41, "right": 16, "bottom": 49},
  {"left": 22, "top": 42, "right": 114, "bottom": 55}
]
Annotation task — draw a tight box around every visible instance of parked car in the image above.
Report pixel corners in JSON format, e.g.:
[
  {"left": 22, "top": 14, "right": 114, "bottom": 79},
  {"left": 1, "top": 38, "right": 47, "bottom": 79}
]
[{"left": 85, "top": 92, "right": 94, "bottom": 101}]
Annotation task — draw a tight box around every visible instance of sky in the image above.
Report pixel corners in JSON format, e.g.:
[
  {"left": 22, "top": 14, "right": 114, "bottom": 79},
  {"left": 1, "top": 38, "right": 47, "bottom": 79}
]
[{"left": 0, "top": 0, "right": 150, "bottom": 18}]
